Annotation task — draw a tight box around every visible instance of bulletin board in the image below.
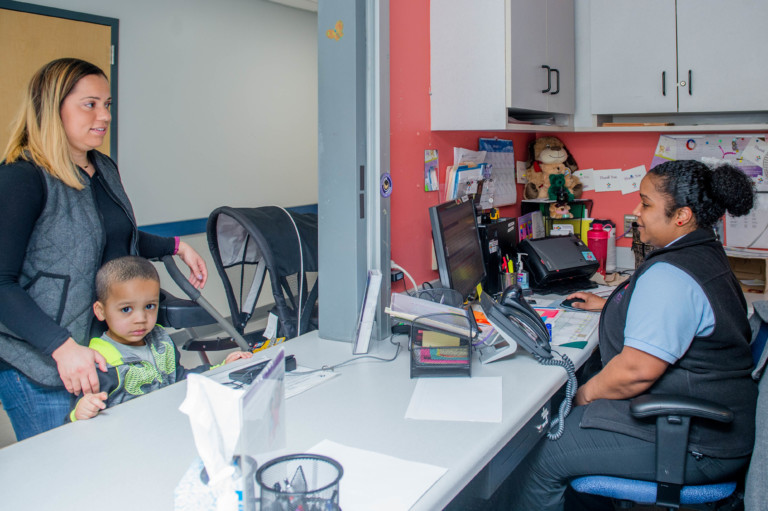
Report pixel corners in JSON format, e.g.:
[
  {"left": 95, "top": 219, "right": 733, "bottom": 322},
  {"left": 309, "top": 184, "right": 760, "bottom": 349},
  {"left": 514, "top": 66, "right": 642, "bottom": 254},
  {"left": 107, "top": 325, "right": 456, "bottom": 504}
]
[
  {"left": 652, "top": 134, "right": 768, "bottom": 191},
  {"left": 652, "top": 134, "right": 768, "bottom": 249},
  {"left": 726, "top": 192, "right": 768, "bottom": 250}
]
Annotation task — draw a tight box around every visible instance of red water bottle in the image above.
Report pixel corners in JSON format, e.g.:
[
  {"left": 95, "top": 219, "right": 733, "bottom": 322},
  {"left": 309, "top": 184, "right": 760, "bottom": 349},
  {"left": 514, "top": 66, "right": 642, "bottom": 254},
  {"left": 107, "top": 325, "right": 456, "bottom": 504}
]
[{"left": 587, "top": 223, "right": 609, "bottom": 276}]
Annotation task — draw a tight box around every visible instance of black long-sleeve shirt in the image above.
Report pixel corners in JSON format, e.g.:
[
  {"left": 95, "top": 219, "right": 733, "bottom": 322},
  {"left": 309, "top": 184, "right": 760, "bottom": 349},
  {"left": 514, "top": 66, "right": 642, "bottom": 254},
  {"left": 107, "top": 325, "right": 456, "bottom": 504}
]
[{"left": 0, "top": 161, "right": 174, "bottom": 355}]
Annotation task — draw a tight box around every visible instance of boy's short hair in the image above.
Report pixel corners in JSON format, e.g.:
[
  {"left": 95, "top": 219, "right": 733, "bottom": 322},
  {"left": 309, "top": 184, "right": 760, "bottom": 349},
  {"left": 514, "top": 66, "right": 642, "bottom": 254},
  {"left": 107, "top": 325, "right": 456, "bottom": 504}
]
[{"left": 95, "top": 256, "right": 160, "bottom": 302}]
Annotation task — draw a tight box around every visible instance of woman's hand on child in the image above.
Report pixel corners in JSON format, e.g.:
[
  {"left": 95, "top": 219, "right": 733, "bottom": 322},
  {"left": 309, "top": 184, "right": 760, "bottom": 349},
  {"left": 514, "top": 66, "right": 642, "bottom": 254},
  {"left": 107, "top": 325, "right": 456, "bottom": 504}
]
[
  {"left": 52, "top": 338, "right": 107, "bottom": 395},
  {"left": 176, "top": 241, "right": 208, "bottom": 289},
  {"left": 74, "top": 392, "right": 108, "bottom": 420},
  {"left": 224, "top": 351, "right": 253, "bottom": 364}
]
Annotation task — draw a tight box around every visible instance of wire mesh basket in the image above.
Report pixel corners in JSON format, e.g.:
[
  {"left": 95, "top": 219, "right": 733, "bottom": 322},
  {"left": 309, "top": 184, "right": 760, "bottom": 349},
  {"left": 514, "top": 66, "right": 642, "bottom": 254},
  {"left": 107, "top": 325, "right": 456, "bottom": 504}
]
[
  {"left": 255, "top": 454, "right": 343, "bottom": 511},
  {"left": 409, "top": 325, "right": 472, "bottom": 378}
]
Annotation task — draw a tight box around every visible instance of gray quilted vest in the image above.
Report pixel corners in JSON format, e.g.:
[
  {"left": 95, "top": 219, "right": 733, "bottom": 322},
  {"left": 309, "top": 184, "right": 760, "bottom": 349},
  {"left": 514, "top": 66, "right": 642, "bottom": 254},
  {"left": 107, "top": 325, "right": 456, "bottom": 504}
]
[{"left": 0, "top": 152, "right": 138, "bottom": 387}]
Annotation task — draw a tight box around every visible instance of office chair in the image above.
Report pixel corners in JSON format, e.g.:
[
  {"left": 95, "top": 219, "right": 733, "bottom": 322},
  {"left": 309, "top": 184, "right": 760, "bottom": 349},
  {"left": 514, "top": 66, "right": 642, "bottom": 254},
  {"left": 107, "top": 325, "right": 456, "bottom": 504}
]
[{"left": 570, "top": 301, "right": 768, "bottom": 510}]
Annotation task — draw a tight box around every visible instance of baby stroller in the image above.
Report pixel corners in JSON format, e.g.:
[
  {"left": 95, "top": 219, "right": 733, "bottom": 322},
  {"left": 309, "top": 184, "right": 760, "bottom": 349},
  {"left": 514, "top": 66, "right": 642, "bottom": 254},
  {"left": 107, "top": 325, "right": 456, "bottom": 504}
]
[{"left": 158, "top": 206, "right": 318, "bottom": 362}]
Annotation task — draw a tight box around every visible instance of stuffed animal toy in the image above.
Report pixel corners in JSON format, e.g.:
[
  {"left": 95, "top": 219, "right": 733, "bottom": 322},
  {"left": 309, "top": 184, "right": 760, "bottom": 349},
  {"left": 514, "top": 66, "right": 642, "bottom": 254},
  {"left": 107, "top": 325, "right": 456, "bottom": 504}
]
[
  {"left": 547, "top": 174, "right": 574, "bottom": 202},
  {"left": 524, "top": 136, "right": 583, "bottom": 200},
  {"left": 549, "top": 201, "right": 573, "bottom": 219}
]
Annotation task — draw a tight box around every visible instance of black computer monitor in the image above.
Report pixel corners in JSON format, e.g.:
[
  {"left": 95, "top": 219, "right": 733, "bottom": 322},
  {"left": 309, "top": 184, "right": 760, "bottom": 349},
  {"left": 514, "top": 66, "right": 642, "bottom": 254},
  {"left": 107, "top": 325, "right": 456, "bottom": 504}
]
[{"left": 429, "top": 199, "right": 486, "bottom": 302}]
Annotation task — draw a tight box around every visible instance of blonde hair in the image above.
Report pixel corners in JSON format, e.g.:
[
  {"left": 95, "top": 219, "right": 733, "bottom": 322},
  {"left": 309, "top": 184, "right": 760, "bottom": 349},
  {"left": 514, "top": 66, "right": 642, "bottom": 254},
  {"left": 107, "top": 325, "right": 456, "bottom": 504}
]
[{"left": 2, "top": 58, "right": 108, "bottom": 190}]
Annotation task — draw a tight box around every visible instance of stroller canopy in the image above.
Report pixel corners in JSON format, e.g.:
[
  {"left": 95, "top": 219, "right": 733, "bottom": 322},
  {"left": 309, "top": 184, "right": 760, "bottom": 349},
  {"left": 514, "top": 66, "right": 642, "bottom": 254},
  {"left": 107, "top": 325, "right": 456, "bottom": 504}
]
[{"left": 208, "top": 206, "right": 318, "bottom": 340}]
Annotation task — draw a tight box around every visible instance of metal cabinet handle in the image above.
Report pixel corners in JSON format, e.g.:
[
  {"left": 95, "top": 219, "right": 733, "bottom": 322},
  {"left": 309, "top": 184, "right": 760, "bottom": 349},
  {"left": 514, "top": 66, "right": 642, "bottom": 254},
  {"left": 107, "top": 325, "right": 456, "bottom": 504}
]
[
  {"left": 662, "top": 71, "right": 666, "bottom": 96},
  {"left": 541, "top": 65, "right": 551, "bottom": 93},
  {"left": 551, "top": 68, "right": 560, "bottom": 95},
  {"left": 688, "top": 69, "right": 692, "bottom": 95}
]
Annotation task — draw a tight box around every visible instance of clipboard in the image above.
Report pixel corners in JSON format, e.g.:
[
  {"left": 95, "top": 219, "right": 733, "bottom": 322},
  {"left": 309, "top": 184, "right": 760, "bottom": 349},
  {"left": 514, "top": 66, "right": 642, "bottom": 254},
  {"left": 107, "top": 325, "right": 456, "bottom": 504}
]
[{"left": 353, "top": 269, "right": 383, "bottom": 354}]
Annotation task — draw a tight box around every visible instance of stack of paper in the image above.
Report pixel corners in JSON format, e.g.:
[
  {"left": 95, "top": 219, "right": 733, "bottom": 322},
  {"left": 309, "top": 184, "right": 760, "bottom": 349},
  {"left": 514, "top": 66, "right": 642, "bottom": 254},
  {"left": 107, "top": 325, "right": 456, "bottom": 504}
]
[
  {"left": 386, "top": 294, "right": 472, "bottom": 337},
  {"left": 444, "top": 163, "right": 488, "bottom": 201}
]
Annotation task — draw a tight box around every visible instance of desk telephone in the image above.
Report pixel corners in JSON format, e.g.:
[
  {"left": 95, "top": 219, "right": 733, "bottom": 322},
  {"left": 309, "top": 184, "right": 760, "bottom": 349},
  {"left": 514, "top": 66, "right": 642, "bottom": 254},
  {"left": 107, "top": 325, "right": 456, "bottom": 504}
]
[
  {"left": 479, "top": 285, "right": 578, "bottom": 441},
  {"left": 479, "top": 287, "right": 552, "bottom": 361}
]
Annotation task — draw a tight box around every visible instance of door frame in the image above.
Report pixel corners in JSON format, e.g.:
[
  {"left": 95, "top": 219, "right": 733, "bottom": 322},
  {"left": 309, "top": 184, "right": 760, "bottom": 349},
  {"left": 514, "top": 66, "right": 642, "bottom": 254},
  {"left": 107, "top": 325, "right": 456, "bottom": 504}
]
[{"left": 0, "top": 0, "right": 119, "bottom": 157}]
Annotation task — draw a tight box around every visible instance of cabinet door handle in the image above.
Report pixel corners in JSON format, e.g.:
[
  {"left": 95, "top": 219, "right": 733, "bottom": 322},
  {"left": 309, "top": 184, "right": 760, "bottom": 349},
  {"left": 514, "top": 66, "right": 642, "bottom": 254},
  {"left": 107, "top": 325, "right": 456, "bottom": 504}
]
[
  {"left": 551, "top": 68, "right": 560, "bottom": 95},
  {"left": 662, "top": 71, "right": 666, "bottom": 96},
  {"left": 541, "top": 65, "right": 551, "bottom": 93},
  {"left": 688, "top": 70, "right": 692, "bottom": 95}
]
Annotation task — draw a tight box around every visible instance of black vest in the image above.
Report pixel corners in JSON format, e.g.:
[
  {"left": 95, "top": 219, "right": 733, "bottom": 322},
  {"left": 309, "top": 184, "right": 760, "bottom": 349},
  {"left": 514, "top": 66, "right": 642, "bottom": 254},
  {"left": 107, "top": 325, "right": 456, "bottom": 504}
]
[
  {"left": 581, "top": 229, "right": 756, "bottom": 458},
  {"left": 0, "top": 151, "right": 139, "bottom": 387}
]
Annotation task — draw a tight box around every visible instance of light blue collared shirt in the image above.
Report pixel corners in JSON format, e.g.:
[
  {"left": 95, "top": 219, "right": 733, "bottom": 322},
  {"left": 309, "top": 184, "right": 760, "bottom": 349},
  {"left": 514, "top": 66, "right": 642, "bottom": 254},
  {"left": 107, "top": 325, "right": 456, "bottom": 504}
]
[{"left": 624, "top": 262, "right": 715, "bottom": 364}]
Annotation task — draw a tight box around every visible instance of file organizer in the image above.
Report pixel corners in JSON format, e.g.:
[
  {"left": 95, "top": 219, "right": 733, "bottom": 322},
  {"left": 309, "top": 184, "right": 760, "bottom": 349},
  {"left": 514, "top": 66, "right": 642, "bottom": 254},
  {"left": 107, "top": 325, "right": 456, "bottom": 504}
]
[{"left": 409, "top": 321, "right": 473, "bottom": 379}]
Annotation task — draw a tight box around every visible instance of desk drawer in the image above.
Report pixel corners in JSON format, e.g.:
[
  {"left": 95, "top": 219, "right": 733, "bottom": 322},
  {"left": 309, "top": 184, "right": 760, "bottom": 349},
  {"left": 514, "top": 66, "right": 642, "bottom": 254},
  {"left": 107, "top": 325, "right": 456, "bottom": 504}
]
[{"left": 473, "top": 400, "right": 551, "bottom": 499}]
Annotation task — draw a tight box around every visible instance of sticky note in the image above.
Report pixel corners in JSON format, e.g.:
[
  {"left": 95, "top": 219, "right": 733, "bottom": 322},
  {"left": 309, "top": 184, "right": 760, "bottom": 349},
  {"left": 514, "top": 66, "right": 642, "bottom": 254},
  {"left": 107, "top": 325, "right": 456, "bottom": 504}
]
[{"left": 421, "top": 330, "right": 461, "bottom": 347}]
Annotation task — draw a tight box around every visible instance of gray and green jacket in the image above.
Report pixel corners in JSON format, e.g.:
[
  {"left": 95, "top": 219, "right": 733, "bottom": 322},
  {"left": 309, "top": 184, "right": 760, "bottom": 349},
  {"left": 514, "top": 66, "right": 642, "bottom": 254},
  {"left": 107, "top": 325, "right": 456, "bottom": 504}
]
[
  {"left": 0, "top": 151, "right": 139, "bottom": 387},
  {"left": 69, "top": 326, "right": 214, "bottom": 421}
]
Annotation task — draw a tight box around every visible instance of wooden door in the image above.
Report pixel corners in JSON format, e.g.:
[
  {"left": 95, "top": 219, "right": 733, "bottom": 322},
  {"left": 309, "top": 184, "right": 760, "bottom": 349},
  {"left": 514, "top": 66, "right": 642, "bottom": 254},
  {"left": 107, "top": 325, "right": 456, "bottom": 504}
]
[{"left": 0, "top": 6, "right": 115, "bottom": 156}]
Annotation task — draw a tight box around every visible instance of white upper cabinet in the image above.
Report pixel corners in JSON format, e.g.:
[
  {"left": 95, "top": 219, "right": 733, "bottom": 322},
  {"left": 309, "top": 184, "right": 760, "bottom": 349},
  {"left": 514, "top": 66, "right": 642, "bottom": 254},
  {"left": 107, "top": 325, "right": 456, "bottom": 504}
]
[
  {"left": 431, "top": 0, "right": 575, "bottom": 130},
  {"left": 538, "top": 0, "right": 576, "bottom": 115},
  {"left": 507, "top": 0, "right": 575, "bottom": 115},
  {"left": 676, "top": 0, "right": 768, "bottom": 113},
  {"left": 590, "top": 0, "right": 768, "bottom": 115}
]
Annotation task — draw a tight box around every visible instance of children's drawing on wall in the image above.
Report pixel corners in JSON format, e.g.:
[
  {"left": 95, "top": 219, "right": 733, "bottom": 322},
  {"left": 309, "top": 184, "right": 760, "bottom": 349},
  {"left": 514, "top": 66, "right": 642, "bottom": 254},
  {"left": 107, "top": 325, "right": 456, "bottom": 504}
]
[
  {"left": 653, "top": 134, "right": 768, "bottom": 192},
  {"left": 425, "top": 150, "right": 439, "bottom": 192}
]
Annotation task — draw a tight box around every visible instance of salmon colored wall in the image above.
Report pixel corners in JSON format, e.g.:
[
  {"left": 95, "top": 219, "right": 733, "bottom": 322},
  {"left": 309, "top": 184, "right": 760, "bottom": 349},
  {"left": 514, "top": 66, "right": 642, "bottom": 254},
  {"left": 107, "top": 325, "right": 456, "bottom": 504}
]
[
  {"left": 389, "top": 1, "right": 531, "bottom": 292},
  {"left": 389, "top": 1, "right": 758, "bottom": 291}
]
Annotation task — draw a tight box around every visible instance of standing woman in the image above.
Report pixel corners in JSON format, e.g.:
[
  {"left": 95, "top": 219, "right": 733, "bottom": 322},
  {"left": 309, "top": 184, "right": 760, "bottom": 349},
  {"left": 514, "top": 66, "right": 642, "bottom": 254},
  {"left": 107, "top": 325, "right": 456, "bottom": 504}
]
[
  {"left": 0, "top": 58, "right": 208, "bottom": 440},
  {"left": 509, "top": 160, "right": 757, "bottom": 511}
]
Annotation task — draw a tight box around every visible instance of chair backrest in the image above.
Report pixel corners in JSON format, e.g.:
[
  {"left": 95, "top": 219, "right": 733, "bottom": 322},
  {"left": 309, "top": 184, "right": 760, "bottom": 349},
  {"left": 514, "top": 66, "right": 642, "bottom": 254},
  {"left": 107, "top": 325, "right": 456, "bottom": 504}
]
[
  {"left": 207, "top": 206, "right": 319, "bottom": 340},
  {"left": 745, "top": 301, "right": 768, "bottom": 509},
  {"left": 750, "top": 301, "right": 768, "bottom": 373}
]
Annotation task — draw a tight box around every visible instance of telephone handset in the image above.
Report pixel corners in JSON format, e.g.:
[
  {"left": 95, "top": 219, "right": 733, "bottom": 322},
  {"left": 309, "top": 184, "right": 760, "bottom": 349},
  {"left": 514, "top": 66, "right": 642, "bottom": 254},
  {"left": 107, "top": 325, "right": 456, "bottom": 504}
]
[{"left": 479, "top": 289, "right": 552, "bottom": 361}]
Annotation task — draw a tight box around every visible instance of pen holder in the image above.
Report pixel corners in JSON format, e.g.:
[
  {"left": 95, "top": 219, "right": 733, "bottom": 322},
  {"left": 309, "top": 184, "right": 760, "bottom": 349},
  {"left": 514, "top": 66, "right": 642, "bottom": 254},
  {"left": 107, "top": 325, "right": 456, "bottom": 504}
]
[
  {"left": 255, "top": 454, "right": 343, "bottom": 511},
  {"left": 501, "top": 272, "right": 516, "bottom": 291}
]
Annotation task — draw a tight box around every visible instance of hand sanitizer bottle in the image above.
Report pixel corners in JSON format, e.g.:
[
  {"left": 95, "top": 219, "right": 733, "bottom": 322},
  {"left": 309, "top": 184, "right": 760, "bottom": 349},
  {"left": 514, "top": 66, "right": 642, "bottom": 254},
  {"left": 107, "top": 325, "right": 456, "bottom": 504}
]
[{"left": 516, "top": 253, "right": 529, "bottom": 290}]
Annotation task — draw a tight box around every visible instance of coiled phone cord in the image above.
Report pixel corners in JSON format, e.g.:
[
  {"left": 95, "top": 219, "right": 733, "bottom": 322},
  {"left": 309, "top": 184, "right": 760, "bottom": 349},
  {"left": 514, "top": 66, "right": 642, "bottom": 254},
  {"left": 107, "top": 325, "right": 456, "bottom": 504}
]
[{"left": 536, "top": 351, "right": 578, "bottom": 441}]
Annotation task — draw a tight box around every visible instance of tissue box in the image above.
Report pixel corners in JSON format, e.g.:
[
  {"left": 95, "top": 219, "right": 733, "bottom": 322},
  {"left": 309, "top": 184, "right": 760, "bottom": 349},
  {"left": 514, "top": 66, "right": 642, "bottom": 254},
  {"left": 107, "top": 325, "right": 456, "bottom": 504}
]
[
  {"left": 174, "top": 458, "right": 218, "bottom": 511},
  {"left": 728, "top": 253, "right": 768, "bottom": 294},
  {"left": 174, "top": 458, "right": 251, "bottom": 511}
]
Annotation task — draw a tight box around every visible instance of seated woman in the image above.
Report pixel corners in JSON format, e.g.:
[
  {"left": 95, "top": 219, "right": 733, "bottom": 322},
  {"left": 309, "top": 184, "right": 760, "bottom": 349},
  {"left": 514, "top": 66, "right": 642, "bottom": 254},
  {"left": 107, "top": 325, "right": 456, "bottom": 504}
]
[{"left": 509, "top": 160, "right": 758, "bottom": 511}]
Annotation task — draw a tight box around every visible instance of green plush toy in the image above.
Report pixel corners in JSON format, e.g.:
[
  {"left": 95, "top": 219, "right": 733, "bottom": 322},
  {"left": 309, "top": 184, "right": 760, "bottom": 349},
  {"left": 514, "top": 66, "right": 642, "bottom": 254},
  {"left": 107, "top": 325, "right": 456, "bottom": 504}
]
[{"left": 548, "top": 173, "right": 574, "bottom": 202}]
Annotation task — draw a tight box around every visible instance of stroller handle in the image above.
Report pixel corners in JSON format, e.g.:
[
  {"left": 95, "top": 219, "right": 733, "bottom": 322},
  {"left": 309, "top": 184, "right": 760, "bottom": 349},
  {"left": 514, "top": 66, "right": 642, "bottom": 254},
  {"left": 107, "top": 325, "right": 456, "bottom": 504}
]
[
  {"left": 162, "top": 255, "right": 201, "bottom": 300},
  {"left": 162, "top": 256, "right": 251, "bottom": 352}
]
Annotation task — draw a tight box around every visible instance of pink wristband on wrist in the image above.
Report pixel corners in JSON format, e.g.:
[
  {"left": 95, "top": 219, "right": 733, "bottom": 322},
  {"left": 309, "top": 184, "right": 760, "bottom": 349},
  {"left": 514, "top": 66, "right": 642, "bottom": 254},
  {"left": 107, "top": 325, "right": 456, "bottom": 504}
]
[{"left": 173, "top": 236, "right": 180, "bottom": 255}]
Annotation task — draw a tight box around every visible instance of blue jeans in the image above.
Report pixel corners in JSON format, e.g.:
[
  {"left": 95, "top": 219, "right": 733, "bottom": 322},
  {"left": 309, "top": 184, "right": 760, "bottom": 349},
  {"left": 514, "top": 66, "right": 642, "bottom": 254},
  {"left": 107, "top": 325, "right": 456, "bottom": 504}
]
[{"left": 0, "top": 367, "right": 72, "bottom": 441}]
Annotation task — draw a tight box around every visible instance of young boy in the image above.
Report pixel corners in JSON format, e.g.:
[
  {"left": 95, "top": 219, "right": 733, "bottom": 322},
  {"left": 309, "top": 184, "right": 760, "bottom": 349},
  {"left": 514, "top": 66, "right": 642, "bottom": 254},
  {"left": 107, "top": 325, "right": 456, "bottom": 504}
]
[{"left": 70, "top": 256, "right": 252, "bottom": 421}]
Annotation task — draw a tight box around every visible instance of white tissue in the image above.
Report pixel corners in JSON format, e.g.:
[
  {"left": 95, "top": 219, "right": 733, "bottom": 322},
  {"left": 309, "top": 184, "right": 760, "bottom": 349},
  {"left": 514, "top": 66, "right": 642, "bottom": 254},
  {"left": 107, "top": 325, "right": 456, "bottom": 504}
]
[{"left": 179, "top": 374, "right": 244, "bottom": 486}]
